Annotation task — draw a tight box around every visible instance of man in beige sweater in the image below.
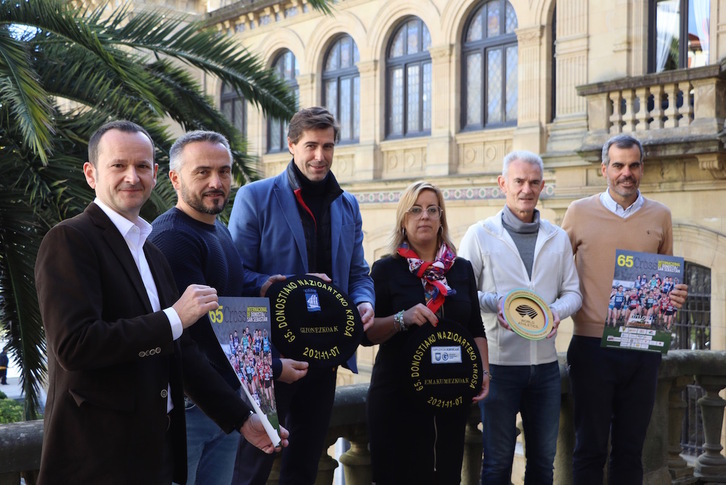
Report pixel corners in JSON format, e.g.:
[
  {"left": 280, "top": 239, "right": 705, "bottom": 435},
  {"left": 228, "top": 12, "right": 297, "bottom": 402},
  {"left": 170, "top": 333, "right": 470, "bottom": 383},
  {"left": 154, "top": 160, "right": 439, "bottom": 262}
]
[{"left": 561, "top": 134, "right": 688, "bottom": 485}]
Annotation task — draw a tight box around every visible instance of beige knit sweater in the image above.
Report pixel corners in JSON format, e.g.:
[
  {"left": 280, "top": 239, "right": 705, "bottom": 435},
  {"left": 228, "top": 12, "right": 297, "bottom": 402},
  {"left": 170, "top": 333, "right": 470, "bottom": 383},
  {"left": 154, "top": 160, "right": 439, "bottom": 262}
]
[{"left": 561, "top": 194, "right": 673, "bottom": 338}]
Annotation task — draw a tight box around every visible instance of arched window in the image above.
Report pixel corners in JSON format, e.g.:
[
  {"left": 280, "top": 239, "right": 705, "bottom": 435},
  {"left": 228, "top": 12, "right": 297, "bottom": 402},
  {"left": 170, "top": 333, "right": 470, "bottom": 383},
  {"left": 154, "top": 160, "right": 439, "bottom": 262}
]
[
  {"left": 386, "top": 17, "right": 431, "bottom": 138},
  {"left": 323, "top": 35, "right": 360, "bottom": 143},
  {"left": 220, "top": 82, "right": 246, "bottom": 138},
  {"left": 268, "top": 50, "right": 299, "bottom": 153},
  {"left": 461, "top": 0, "right": 518, "bottom": 130}
]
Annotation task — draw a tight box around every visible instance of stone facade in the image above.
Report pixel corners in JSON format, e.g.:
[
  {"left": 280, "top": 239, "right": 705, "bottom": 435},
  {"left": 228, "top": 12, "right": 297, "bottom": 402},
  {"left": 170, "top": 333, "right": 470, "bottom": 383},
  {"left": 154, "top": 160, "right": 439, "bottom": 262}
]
[
  {"left": 196, "top": 0, "right": 726, "bottom": 385},
  {"left": 88, "top": 0, "right": 726, "bottom": 387},
  {"left": 61, "top": 0, "right": 726, "bottom": 481}
]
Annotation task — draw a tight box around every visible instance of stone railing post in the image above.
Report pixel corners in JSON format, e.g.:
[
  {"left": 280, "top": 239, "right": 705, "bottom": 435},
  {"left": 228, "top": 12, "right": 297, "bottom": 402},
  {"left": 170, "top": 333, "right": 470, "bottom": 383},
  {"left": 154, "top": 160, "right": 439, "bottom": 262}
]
[
  {"left": 322, "top": 383, "right": 368, "bottom": 485},
  {"left": 694, "top": 375, "right": 726, "bottom": 481},
  {"left": 462, "top": 404, "right": 482, "bottom": 485},
  {"left": 667, "top": 376, "right": 693, "bottom": 481},
  {"left": 315, "top": 439, "right": 338, "bottom": 485},
  {"left": 315, "top": 427, "right": 349, "bottom": 485},
  {"left": 608, "top": 90, "right": 624, "bottom": 134},
  {"left": 662, "top": 82, "right": 681, "bottom": 128},
  {"left": 338, "top": 431, "right": 371, "bottom": 485},
  {"left": 622, "top": 89, "right": 637, "bottom": 132},
  {"left": 555, "top": 381, "right": 574, "bottom": 485},
  {"left": 634, "top": 86, "right": 650, "bottom": 132}
]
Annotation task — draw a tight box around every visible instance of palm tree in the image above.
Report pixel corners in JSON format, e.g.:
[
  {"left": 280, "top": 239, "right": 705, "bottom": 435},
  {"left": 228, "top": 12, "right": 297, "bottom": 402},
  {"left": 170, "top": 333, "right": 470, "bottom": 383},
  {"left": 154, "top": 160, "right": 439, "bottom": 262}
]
[{"left": 0, "top": 0, "right": 332, "bottom": 419}]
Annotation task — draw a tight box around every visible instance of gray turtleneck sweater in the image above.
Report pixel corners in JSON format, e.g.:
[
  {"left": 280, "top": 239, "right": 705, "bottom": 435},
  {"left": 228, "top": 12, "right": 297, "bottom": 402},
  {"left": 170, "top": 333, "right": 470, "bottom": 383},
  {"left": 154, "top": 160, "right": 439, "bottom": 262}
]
[{"left": 501, "top": 205, "right": 540, "bottom": 279}]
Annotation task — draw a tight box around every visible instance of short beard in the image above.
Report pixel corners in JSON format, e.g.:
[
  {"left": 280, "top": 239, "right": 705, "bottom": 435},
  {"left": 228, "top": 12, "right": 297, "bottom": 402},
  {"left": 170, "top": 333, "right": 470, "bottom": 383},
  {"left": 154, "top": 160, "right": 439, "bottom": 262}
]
[{"left": 181, "top": 186, "right": 227, "bottom": 216}]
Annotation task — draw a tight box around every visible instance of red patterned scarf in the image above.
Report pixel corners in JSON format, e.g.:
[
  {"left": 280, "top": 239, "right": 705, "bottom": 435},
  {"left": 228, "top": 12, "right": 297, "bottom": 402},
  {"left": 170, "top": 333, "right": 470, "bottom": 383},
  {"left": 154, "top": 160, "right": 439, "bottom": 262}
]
[{"left": 397, "top": 242, "right": 457, "bottom": 314}]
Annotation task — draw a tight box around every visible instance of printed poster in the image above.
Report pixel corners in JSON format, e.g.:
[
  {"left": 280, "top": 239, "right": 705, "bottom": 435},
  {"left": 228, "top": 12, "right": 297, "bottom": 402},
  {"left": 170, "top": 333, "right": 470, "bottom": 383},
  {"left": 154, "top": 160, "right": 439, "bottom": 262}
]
[
  {"left": 601, "top": 249, "right": 684, "bottom": 354},
  {"left": 208, "top": 297, "right": 280, "bottom": 446}
]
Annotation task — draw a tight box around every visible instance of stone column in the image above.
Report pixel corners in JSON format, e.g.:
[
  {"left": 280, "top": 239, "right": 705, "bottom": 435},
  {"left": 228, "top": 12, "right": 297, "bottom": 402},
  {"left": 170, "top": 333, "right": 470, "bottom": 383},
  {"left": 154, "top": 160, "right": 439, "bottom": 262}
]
[
  {"left": 691, "top": 77, "right": 726, "bottom": 134},
  {"left": 644, "top": 375, "right": 680, "bottom": 483},
  {"left": 668, "top": 377, "right": 695, "bottom": 481},
  {"left": 425, "top": 44, "right": 454, "bottom": 177},
  {"left": 694, "top": 375, "right": 726, "bottom": 481},
  {"left": 296, "top": 73, "right": 315, "bottom": 110},
  {"left": 512, "top": 25, "right": 544, "bottom": 152},
  {"left": 546, "top": 0, "right": 589, "bottom": 153},
  {"left": 314, "top": 432, "right": 339, "bottom": 485},
  {"left": 356, "top": 60, "right": 378, "bottom": 145},
  {"left": 338, "top": 433, "right": 371, "bottom": 485},
  {"left": 461, "top": 405, "right": 482, "bottom": 485},
  {"left": 354, "top": 59, "right": 380, "bottom": 180},
  {"left": 555, "top": 388, "right": 575, "bottom": 485}
]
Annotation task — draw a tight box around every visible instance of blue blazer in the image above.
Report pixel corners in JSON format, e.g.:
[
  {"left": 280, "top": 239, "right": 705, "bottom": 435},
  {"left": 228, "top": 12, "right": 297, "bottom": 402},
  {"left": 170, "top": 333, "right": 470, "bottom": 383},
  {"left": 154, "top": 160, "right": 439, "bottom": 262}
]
[{"left": 229, "top": 166, "right": 375, "bottom": 370}]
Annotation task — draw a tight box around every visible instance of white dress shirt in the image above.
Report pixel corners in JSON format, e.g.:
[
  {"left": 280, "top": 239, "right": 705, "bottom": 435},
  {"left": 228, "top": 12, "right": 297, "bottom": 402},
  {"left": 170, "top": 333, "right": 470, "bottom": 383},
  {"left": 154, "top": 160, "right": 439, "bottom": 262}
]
[
  {"left": 93, "top": 198, "right": 181, "bottom": 412},
  {"left": 599, "top": 190, "right": 644, "bottom": 219}
]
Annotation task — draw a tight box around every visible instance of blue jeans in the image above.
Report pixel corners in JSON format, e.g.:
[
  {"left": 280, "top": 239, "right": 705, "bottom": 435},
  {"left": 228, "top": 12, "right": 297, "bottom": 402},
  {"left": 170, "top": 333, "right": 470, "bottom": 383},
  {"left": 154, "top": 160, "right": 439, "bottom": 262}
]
[
  {"left": 185, "top": 403, "right": 239, "bottom": 485},
  {"left": 480, "top": 362, "right": 561, "bottom": 485}
]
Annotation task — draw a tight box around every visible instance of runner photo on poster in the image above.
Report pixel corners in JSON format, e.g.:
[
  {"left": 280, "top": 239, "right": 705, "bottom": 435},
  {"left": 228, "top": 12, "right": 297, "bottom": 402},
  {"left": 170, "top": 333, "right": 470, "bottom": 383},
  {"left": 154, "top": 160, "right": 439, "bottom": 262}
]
[
  {"left": 601, "top": 249, "right": 684, "bottom": 354},
  {"left": 208, "top": 297, "right": 280, "bottom": 446}
]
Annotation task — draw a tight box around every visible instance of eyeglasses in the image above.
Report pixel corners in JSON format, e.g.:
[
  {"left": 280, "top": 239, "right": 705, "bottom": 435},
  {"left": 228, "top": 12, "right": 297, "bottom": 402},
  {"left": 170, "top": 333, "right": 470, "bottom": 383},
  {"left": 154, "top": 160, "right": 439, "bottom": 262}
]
[{"left": 407, "top": 206, "right": 442, "bottom": 219}]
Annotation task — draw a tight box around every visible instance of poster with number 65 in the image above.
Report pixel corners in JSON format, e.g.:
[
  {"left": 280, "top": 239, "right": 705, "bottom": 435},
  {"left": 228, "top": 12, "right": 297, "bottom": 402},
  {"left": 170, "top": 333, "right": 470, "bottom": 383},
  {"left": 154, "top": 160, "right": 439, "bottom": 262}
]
[
  {"left": 600, "top": 249, "right": 684, "bottom": 354},
  {"left": 208, "top": 297, "right": 280, "bottom": 446}
]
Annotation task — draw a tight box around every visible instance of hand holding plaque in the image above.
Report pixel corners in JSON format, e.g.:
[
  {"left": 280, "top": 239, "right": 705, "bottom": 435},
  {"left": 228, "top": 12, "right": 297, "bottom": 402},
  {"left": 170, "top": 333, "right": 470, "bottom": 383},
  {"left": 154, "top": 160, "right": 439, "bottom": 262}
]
[
  {"left": 267, "top": 275, "right": 364, "bottom": 367},
  {"left": 501, "top": 289, "right": 554, "bottom": 340}
]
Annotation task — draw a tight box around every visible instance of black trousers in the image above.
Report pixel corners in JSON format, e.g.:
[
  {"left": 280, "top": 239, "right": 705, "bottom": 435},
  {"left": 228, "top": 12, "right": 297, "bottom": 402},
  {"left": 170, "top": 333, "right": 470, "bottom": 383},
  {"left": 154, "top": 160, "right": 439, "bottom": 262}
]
[
  {"left": 367, "top": 384, "right": 468, "bottom": 484},
  {"left": 568, "top": 335, "right": 661, "bottom": 485}
]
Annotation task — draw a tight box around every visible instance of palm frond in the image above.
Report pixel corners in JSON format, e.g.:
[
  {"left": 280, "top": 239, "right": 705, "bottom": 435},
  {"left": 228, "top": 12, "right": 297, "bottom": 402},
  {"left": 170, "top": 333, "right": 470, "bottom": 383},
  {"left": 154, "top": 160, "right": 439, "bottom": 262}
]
[
  {"left": 0, "top": 186, "right": 47, "bottom": 419},
  {"left": 309, "top": 0, "right": 335, "bottom": 14},
  {"left": 106, "top": 8, "right": 296, "bottom": 120},
  {"left": 0, "top": 27, "right": 54, "bottom": 163},
  {"left": 0, "top": 0, "right": 333, "bottom": 417}
]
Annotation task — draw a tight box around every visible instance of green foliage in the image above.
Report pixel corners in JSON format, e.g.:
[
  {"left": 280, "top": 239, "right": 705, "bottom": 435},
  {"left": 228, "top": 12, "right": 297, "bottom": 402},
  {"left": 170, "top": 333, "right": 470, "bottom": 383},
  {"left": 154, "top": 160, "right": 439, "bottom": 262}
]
[
  {"left": 0, "top": 395, "right": 24, "bottom": 424},
  {"left": 0, "top": 0, "right": 330, "bottom": 420}
]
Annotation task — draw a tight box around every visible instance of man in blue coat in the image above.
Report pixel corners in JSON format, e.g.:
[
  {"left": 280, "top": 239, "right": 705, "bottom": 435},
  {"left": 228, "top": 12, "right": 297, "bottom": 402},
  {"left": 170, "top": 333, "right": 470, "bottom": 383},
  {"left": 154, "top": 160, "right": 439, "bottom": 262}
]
[{"left": 229, "top": 106, "right": 374, "bottom": 485}]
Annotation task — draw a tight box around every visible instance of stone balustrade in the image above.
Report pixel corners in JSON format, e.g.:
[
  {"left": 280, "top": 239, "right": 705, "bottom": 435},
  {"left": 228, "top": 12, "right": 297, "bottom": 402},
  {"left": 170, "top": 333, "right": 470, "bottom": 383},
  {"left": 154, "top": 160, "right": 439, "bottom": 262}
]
[
  {"left": 2, "top": 350, "right": 726, "bottom": 484},
  {"left": 575, "top": 61, "right": 726, "bottom": 164}
]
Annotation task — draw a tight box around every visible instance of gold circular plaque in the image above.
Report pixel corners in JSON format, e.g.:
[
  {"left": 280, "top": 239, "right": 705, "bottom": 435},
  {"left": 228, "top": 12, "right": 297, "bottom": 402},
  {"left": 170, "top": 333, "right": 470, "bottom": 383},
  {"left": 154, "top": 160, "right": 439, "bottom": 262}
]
[{"left": 502, "top": 289, "right": 554, "bottom": 340}]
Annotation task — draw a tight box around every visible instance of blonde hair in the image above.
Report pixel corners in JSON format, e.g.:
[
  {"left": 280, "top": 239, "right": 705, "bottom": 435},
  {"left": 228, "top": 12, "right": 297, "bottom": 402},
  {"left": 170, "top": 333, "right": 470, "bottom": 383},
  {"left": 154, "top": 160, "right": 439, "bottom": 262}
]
[{"left": 388, "top": 181, "right": 456, "bottom": 256}]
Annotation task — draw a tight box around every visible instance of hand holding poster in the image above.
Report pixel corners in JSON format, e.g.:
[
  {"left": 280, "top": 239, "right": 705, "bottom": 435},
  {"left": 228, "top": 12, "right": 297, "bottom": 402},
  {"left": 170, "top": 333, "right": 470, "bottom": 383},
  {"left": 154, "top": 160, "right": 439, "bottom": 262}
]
[
  {"left": 600, "top": 249, "right": 684, "bottom": 354},
  {"left": 208, "top": 297, "right": 281, "bottom": 447}
]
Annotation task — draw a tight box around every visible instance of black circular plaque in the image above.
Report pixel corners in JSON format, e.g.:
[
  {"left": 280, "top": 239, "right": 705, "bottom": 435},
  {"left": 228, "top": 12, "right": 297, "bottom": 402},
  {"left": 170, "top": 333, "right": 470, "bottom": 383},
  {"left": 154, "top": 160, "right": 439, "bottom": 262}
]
[
  {"left": 403, "top": 319, "right": 483, "bottom": 413},
  {"left": 267, "top": 275, "right": 363, "bottom": 367}
]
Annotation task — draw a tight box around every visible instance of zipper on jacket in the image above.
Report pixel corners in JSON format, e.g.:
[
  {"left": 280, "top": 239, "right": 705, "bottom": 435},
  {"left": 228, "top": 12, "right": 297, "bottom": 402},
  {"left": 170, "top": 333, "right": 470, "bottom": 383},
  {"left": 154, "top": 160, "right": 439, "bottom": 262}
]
[{"left": 433, "top": 415, "right": 438, "bottom": 472}]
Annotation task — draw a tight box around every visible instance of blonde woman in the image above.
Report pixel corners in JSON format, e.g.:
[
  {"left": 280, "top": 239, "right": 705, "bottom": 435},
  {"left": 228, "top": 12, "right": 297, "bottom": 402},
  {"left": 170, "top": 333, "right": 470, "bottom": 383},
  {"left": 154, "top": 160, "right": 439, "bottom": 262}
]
[{"left": 364, "top": 181, "right": 490, "bottom": 484}]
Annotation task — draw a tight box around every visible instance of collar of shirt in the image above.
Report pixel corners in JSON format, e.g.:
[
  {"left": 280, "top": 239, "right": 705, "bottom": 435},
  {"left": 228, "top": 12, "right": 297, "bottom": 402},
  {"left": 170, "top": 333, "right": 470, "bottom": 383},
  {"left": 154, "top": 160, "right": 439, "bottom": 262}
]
[
  {"left": 92, "top": 197, "right": 160, "bottom": 312},
  {"left": 93, "top": 198, "right": 153, "bottom": 251},
  {"left": 599, "top": 190, "right": 644, "bottom": 219}
]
